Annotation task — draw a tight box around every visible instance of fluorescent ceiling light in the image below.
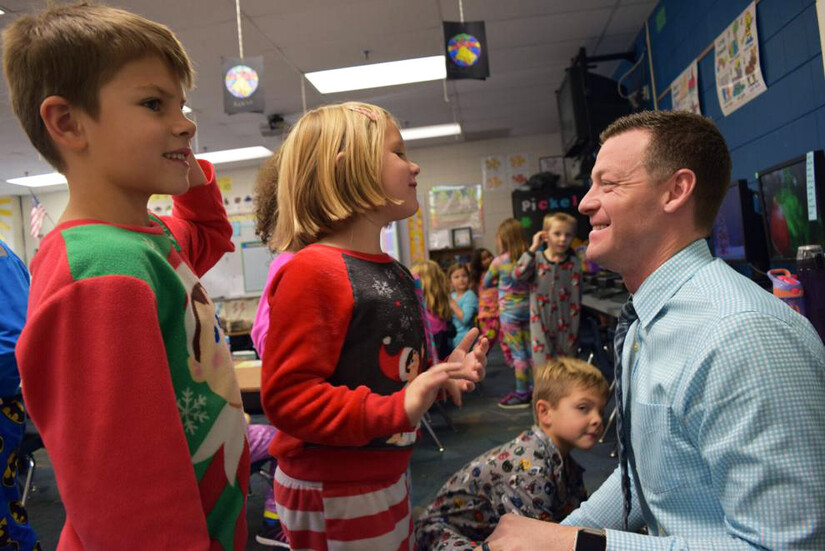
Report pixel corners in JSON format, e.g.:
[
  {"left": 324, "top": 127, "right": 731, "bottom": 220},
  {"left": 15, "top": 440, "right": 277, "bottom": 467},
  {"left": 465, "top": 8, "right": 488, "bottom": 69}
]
[
  {"left": 195, "top": 146, "right": 271, "bottom": 164},
  {"left": 306, "top": 55, "right": 446, "bottom": 94},
  {"left": 6, "top": 172, "right": 67, "bottom": 188},
  {"left": 7, "top": 146, "right": 273, "bottom": 188},
  {"left": 400, "top": 123, "right": 462, "bottom": 141}
]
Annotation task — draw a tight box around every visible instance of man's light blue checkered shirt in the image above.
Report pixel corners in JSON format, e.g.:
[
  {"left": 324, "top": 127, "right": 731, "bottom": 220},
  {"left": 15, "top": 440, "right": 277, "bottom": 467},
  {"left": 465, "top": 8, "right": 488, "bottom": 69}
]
[{"left": 563, "top": 239, "right": 825, "bottom": 550}]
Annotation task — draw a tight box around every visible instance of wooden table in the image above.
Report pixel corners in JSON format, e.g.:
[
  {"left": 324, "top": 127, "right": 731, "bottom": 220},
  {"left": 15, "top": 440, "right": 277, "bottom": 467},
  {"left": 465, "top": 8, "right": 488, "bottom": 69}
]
[{"left": 234, "top": 359, "right": 263, "bottom": 412}]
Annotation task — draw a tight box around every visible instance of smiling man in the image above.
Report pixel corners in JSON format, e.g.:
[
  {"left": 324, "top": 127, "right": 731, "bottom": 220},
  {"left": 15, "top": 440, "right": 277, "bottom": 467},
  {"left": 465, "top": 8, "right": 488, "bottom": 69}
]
[{"left": 477, "top": 111, "right": 825, "bottom": 551}]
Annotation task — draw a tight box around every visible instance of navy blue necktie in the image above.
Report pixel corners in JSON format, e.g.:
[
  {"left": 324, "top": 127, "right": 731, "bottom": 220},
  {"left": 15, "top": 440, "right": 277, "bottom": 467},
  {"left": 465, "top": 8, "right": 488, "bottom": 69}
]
[{"left": 614, "top": 297, "right": 637, "bottom": 531}]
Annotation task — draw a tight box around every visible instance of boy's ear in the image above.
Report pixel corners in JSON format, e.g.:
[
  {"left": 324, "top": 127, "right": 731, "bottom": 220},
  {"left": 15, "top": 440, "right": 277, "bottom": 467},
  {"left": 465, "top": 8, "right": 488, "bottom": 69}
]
[
  {"left": 40, "top": 96, "right": 87, "bottom": 153},
  {"left": 535, "top": 398, "right": 553, "bottom": 427}
]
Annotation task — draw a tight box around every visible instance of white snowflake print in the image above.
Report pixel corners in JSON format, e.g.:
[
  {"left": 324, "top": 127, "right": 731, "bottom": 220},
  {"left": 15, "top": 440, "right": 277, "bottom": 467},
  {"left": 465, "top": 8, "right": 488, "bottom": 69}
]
[
  {"left": 372, "top": 278, "right": 393, "bottom": 297},
  {"left": 177, "top": 387, "right": 209, "bottom": 435},
  {"left": 399, "top": 314, "right": 412, "bottom": 330}
]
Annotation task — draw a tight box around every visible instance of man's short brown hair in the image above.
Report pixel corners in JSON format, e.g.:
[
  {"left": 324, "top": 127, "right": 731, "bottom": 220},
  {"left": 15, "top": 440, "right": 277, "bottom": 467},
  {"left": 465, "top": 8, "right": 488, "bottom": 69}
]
[
  {"left": 600, "top": 111, "right": 732, "bottom": 232},
  {"left": 2, "top": 2, "right": 194, "bottom": 171},
  {"left": 533, "top": 357, "right": 609, "bottom": 423}
]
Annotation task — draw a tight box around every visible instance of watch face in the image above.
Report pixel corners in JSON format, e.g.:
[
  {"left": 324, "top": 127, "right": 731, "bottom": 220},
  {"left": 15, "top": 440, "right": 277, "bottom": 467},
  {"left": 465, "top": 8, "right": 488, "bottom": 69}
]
[{"left": 575, "top": 530, "right": 606, "bottom": 551}]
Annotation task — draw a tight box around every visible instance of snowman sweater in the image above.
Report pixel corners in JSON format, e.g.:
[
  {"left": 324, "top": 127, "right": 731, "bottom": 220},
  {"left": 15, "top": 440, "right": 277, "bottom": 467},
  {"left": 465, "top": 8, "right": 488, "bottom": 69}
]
[
  {"left": 17, "top": 161, "right": 250, "bottom": 551},
  {"left": 262, "top": 244, "right": 428, "bottom": 483}
]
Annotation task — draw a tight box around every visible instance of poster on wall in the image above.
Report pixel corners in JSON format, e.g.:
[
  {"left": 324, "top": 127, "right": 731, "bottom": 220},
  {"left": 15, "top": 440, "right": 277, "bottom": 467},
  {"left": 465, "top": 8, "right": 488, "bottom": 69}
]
[
  {"left": 428, "top": 184, "right": 483, "bottom": 249},
  {"left": 507, "top": 152, "right": 530, "bottom": 187},
  {"left": 671, "top": 60, "right": 701, "bottom": 114},
  {"left": 818, "top": 1, "right": 825, "bottom": 79},
  {"left": 406, "top": 209, "right": 428, "bottom": 265},
  {"left": 0, "top": 197, "right": 13, "bottom": 243},
  {"left": 714, "top": 1, "right": 767, "bottom": 117},
  {"left": 482, "top": 155, "right": 505, "bottom": 190}
]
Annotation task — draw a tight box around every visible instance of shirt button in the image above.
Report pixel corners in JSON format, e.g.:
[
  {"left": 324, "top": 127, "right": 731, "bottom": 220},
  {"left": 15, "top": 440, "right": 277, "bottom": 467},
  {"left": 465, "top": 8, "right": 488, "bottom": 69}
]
[{"left": 633, "top": 342, "right": 640, "bottom": 352}]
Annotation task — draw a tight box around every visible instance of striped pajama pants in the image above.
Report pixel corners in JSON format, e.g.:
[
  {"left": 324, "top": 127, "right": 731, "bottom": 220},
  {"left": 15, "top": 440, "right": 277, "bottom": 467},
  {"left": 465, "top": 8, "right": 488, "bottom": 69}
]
[{"left": 273, "top": 467, "right": 414, "bottom": 551}]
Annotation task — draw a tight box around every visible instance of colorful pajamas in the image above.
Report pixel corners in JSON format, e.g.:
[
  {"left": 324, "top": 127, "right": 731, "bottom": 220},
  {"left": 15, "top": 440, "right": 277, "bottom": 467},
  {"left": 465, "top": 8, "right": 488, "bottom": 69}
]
[
  {"left": 415, "top": 426, "right": 586, "bottom": 551},
  {"left": 483, "top": 253, "right": 532, "bottom": 392},
  {"left": 248, "top": 424, "right": 278, "bottom": 519},
  {"left": 0, "top": 398, "right": 40, "bottom": 551},
  {"left": 513, "top": 249, "right": 582, "bottom": 367},
  {"left": 476, "top": 286, "right": 499, "bottom": 347},
  {"left": 274, "top": 468, "right": 413, "bottom": 551}
]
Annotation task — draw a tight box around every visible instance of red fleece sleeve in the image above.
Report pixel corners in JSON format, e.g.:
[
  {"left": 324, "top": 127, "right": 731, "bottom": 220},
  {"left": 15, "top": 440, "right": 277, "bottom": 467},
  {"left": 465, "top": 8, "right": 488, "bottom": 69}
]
[
  {"left": 261, "top": 250, "right": 412, "bottom": 449},
  {"left": 160, "top": 159, "right": 234, "bottom": 277},
  {"left": 18, "top": 275, "right": 211, "bottom": 550}
]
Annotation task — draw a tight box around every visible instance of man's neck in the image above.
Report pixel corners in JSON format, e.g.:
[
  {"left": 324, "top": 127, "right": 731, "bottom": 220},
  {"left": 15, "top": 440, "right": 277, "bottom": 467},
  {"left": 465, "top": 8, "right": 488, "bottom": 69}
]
[{"left": 622, "top": 233, "right": 704, "bottom": 293}]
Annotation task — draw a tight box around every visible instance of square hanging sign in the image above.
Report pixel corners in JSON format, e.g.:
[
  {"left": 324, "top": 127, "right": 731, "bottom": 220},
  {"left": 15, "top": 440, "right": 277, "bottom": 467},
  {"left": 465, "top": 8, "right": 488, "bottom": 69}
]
[
  {"left": 443, "top": 21, "right": 489, "bottom": 80},
  {"left": 222, "top": 56, "right": 265, "bottom": 115}
]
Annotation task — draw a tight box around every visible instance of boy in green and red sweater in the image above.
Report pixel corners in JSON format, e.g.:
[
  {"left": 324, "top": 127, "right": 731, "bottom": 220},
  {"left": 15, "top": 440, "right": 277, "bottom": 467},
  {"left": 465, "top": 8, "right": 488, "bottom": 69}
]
[{"left": 4, "top": 4, "right": 248, "bottom": 550}]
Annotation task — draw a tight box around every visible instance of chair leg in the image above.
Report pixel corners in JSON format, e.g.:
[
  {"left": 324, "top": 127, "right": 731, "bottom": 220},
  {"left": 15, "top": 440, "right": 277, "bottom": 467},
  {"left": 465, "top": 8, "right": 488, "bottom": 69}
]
[
  {"left": 421, "top": 415, "right": 445, "bottom": 453},
  {"left": 21, "top": 455, "right": 35, "bottom": 507},
  {"left": 599, "top": 406, "right": 617, "bottom": 443}
]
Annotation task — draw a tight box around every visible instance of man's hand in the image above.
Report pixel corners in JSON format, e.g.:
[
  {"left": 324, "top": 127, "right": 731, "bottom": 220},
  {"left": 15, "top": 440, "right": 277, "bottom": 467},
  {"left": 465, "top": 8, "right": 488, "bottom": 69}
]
[
  {"left": 187, "top": 150, "right": 208, "bottom": 188},
  {"left": 474, "top": 515, "right": 579, "bottom": 551}
]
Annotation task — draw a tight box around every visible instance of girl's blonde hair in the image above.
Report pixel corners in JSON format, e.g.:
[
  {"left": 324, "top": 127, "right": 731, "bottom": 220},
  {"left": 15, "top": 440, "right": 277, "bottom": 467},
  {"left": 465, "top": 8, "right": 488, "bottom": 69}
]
[
  {"left": 411, "top": 261, "right": 452, "bottom": 321},
  {"left": 256, "top": 101, "right": 400, "bottom": 252},
  {"left": 543, "top": 212, "right": 577, "bottom": 233},
  {"left": 496, "top": 218, "right": 528, "bottom": 261}
]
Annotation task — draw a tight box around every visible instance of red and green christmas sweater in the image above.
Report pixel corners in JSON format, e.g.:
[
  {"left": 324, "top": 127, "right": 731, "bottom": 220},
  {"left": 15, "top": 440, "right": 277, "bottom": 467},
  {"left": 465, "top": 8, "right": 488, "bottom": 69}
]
[
  {"left": 16, "top": 160, "right": 250, "bottom": 550},
  {"left": 262, "top": 244, "right": 428, "bottom": 484}
]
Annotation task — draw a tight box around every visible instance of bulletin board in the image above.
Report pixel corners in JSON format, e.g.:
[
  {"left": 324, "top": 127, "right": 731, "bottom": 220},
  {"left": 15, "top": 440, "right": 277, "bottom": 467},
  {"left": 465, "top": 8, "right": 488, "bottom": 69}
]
[{"left": 200, "top": 212, "right": 268, "bottom": 299}]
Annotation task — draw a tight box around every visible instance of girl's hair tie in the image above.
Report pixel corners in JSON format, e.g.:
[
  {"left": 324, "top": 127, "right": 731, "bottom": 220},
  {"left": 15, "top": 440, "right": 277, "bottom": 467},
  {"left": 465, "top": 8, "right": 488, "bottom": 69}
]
[{"left": 347, "top": 105, "right": 378, "bottom": 122}]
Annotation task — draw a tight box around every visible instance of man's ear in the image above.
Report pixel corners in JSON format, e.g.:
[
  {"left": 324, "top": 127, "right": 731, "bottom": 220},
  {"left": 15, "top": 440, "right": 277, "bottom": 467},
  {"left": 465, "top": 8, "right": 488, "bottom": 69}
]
[
  {"left": 535, "top": 398, "right": 553, "bottom": 427},
  {"left": 40, "top": 96, "right": 87, "bottom": 153},
  {"left": 662, "top": 168, "right": 697, "bottom": 215}
]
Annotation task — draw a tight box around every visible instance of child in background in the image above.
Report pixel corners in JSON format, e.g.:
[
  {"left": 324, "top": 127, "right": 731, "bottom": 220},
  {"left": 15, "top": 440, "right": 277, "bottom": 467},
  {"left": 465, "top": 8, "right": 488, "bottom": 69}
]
[
  {"left": 483, "top": 218, "right": 533, "bottom": 409},
  {"left": 514, "top": 213, "right": 582, "bottom": 367},
  {"left": 414, "top": 357, "right": 609, "bottom": 551},
  {"left": 6, "top": 4, "right": 248, "bottom": 548},
  {"left": 256, "top": 102, "right": 488, "bottom": 550},
  {"left": 412, "top": 261, "right": 455, "bottom": 361},
  {"left": 0, "top": 241, "right": 40, "bottom": 551},
  {"left": 470, "top": 248, "right": 499, "bottom": 348},
  {"left": 448, "top": 263, "right": 478, "bottom": 348}
]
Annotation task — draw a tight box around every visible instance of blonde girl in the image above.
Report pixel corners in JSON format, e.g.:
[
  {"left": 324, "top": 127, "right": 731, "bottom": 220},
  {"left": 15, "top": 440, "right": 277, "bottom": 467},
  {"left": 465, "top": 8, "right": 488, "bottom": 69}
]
[
  {"left": 255, "top": 102, "right": 488, "bottom": 550},
  {"left": 411, "top": 261, "right": 454, "bottom": 361},
  {"left": 514, "top": 212, "right": 582, "bottom": 367},
  {"left": 483, "top": 218, "right": 532, "bottom": 408}
]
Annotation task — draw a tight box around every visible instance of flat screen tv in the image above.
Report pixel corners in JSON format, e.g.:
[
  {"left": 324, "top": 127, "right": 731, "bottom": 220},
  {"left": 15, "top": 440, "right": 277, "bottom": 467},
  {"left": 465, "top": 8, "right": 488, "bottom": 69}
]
[
  {"left": 757, "top": 151, "right": 825, "bottom": 262},
  {"left": 556, "top": 49, "right": 633, "bottom": 158},
  {"left": 711, "top": 182, "right": 746, "bottom": 262}
]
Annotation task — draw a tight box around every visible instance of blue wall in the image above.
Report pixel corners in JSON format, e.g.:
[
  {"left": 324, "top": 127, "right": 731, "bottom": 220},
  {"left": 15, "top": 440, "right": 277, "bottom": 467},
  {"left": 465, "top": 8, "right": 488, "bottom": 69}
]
[{"left": 615, "top": 0, "right": 825, "bottom": 183}]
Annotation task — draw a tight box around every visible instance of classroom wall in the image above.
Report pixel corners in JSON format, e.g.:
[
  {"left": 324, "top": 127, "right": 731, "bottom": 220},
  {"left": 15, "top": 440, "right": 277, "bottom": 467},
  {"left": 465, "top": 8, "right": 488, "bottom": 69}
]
[
  {"left": 617, "top": 0, "right": 825, "bottom": 189},
  {"left": 21, "top": 131, "right": 564, "bottom": 271}
]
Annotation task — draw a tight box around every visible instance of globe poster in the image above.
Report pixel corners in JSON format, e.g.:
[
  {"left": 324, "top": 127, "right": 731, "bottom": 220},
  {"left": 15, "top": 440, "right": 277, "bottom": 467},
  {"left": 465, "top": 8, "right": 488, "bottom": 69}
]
[
  {"left": 222, "top": 56, "right": 265, "bottom": 115},
  {"left": 443, "top": 21, "right": 489, "bottom": 80}
]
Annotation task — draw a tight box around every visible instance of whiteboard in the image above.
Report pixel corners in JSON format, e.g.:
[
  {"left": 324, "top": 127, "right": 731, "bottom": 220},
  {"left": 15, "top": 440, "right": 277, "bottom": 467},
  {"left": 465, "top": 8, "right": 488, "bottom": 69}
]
[
  {"left": 241, "top": 241, "right": 274, "bottom": 293},
  {"left": 200, "top": 213, "right": 262, "bottom": 299}
]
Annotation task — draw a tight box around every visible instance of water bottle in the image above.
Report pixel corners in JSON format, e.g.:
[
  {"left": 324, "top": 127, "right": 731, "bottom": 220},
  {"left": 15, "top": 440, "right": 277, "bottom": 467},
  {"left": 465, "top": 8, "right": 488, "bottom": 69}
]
[
  {"left": 797, "top": 244, "right": 825, "bottom": 342},
  {"left": 767, "top": 269, "right": 805, "bottom": 316}
]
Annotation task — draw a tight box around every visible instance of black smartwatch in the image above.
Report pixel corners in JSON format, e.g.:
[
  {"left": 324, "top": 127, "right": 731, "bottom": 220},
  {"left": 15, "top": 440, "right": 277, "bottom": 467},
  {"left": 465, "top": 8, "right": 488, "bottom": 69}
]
[{"left": 574, "top": 528, "right": 606, "bottom": 551}]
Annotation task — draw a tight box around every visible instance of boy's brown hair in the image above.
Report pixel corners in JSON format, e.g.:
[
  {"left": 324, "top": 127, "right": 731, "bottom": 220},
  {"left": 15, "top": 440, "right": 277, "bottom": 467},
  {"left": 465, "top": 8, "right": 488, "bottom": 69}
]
[
  {"left": 600, "top": 110, "right": 731, "bottom": 232},
  {"left": 533, "top": 357, "right": 609, "bottom": 423},
  {"left": 2, "top": 1, "right": 194, "bottom": 172}
]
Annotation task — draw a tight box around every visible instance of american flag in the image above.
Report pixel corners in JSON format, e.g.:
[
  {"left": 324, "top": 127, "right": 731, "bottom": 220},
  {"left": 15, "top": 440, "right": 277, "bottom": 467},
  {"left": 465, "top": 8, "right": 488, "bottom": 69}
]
[{"left": 30, "top": 199, "right": 46, "bottom": 239}]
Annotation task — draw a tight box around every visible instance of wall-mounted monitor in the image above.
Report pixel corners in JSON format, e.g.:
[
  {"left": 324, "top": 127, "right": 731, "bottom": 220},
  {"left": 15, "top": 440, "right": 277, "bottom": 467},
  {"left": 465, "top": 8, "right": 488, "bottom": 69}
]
[
  {"left": 556, "top": 48, "right": 633, "bottom": 159},
  {"left": 757, "top": 151, "right": 825, "bottom": 262}
]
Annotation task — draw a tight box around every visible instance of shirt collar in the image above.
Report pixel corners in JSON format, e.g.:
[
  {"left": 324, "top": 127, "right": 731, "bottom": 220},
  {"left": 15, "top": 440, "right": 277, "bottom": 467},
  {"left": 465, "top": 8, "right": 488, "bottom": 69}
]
[
  {"left": 531, "top": 425, "right": 565, "bottom": 480},
  {"left": 632, "top": 239, "right": 714, "bottom": 329}
]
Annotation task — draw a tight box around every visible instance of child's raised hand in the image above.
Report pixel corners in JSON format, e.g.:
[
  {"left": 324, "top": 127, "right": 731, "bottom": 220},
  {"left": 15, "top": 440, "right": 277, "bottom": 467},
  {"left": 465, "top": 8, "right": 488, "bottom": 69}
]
[
  {"left": 448, "top": 327, "right": 489, "bottom": 381},
  {"left": 530, "top": 230, "right": 546, "bottom": 252},
  {"left": 187, "top": 150, "right": 208, "bottom": 188}
]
